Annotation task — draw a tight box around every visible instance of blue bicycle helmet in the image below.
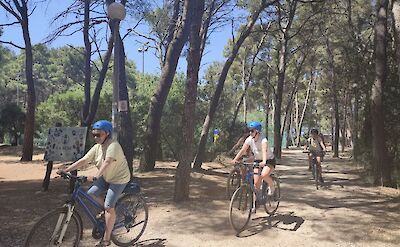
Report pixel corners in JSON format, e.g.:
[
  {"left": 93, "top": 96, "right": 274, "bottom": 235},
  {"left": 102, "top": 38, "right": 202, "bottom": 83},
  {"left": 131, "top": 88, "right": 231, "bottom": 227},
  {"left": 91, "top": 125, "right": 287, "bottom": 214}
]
[
  {"left": 247, "top": 121, "right": 262, "bottom": 131},
  {"left": 92, "top": 120, "right": 113, "bottom": 134}
]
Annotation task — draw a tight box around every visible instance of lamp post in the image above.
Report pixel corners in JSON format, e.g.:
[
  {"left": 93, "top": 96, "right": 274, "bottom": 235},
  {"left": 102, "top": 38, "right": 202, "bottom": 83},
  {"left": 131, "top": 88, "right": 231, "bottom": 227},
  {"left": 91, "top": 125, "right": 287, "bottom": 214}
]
[
  {"left": 138, "top": 42, "right": 149, "bottom": 75},
  {"left": 107, "top": 2, "right": 126, "bottom": 138}
]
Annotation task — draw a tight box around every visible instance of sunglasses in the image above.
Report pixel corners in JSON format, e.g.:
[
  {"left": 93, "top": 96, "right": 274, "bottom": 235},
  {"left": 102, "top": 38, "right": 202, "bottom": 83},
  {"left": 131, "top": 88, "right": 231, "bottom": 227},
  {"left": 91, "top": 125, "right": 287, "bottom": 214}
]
[
  {"left": 92, "top": 132, "right": 102, "bottom": 138},
  {"left": 249, "top": 129, "right": 257, "bottom": 133}
]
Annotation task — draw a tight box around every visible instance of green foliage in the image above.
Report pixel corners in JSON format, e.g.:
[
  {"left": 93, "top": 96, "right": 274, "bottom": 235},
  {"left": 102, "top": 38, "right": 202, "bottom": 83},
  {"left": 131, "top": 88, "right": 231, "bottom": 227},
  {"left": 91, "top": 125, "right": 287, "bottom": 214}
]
[
  {"left": 35, "top": 84, "right": 113, "bottom": 132},
  {"left": 131, "top": 73, "right": 186, "bottom": 160},
  {"left": 0, "top": 103, "right": 25, "bottom": 145}
]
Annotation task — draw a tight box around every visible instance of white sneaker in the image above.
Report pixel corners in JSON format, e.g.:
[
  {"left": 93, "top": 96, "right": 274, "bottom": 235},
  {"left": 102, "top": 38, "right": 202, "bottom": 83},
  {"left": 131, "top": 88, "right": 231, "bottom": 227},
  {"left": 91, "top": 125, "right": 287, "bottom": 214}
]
[
  {"left": 251, "top": 207, "right": 256, "bottom": 214},
  {"left": 267, "top": 186, "right": 275, "bottom": 196}
]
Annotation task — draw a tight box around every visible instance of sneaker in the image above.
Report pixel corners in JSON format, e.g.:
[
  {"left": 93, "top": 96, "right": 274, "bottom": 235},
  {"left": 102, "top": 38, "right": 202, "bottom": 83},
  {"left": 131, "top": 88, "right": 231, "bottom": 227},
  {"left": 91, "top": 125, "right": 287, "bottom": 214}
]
[
  {"left": 319, "top": 176, "right": 324, "bottom": 183},
  {"left": 267, "top": 186, "right": 275, "bottom": 196},
  {"left": 251, "top": 207, "right": 256, "bottom": 214}
]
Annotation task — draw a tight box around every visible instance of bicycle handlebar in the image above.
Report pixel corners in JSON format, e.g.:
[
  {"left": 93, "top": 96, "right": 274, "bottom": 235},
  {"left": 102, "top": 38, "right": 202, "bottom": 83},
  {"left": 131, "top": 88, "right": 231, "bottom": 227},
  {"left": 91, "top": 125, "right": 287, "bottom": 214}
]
[
  {"left": 241, "top": 162, "right": 261, "bottom": 168},
  {"left": 57, "top": 170, "right": 88, "bottom": 184}
]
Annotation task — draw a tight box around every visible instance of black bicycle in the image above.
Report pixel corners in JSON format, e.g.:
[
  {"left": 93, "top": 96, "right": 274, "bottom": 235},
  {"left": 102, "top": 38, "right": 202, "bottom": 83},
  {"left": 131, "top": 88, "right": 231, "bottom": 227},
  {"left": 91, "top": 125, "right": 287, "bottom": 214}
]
[{"left": 228, "top": 162, "right": 280, "bottom": 233}]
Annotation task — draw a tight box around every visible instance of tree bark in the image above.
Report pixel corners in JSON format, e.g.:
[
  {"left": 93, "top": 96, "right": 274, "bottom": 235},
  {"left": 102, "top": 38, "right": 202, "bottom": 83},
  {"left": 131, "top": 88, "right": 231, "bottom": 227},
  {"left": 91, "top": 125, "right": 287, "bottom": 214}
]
[
  {"left": 174, "top": 0, "right": 205, "bottom": 202},
  {"left": 117, "top": 24, "right": 134, "bottom": 177},
  {"left": 82, "top": 0, "right": 91, "bottom": 125},
  {"left": 193, "top": 0, "right": 271, "bottom": 170},
  {"left": 262, "top": 69, "right": 271, "bottom": 140},
  {"left": 392, "top": 1, "right": 400, "bottom": 81},
  {"left": 139, "top": 0, "right": 192, "bottom": 172},
  {"left": 273, "top": 35, "right": 288, "bottom": 159},
  {"left": 372, "top": 0, "right": 391, "bottom": 186},
  {"left": 18, "top": 2, "right": 35, "bottom": 161},
  {"left": 273, "top": 0, "right": 297, "bottom": 159},
  {"left": 325, "top": 35, "right": 340, "bottom": 158}
]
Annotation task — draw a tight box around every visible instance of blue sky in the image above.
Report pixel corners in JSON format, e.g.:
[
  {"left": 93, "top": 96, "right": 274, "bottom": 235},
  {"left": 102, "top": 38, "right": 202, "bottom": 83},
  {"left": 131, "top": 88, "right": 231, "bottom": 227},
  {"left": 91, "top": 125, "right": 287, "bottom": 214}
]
[{"left": 0, "top": 1, "right": 231, "bottom": 77}]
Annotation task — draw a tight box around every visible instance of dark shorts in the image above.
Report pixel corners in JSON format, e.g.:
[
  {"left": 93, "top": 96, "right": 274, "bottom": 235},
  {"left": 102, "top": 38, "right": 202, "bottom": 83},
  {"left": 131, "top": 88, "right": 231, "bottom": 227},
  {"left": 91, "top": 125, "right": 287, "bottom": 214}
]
[
  {"left": 255, "top": 158, "right": 276, "bottom": 169},
  {"left": 310, "top": 151, "right": 324, "bottom": 158}
]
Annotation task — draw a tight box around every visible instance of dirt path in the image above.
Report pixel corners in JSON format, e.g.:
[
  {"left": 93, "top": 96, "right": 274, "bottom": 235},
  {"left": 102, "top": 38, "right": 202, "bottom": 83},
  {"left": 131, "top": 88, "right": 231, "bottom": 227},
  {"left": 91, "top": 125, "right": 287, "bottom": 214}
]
[{"left": 0, "top": 148, "right": 399, "bottom": 246}]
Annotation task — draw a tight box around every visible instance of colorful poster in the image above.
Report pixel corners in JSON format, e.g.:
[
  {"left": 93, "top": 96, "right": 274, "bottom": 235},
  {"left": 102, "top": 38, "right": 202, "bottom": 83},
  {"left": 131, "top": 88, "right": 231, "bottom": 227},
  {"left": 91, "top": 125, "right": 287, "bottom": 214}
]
[{"left": 44, "top": 127, "right": 87, "bottom": 162}]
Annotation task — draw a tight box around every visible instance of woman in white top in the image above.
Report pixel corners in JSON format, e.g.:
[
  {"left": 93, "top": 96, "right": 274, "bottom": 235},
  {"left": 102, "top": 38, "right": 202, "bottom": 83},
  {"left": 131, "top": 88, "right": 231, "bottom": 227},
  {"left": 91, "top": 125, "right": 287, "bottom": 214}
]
[{"left": 232, "top": 121, "right": 276, "bottom": 196}]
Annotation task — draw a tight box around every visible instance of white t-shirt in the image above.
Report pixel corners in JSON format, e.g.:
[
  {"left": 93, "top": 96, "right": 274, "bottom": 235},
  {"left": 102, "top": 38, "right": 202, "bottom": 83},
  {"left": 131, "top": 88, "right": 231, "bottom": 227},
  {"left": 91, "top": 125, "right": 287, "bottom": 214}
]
[{"left": 244, "top": 134, "right": 274, "bottom": 161}]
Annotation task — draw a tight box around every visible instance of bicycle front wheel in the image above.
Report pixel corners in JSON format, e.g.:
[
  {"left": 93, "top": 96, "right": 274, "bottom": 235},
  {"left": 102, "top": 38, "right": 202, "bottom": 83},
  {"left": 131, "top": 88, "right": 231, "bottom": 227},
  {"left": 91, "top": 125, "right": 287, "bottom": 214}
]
[
  {"left": 24, "top": 207, "right": 81, "bottom": 247},
  {"left": 226, "top": 167, "right": 242, "bottom": 200},
  {"left": 264, "top": 176, "right": 280, "bottom": 215},
  {"left": 229, "top": 185, "right": 253, "bottom": 233},
  {"left": 112, "top": 194, "right": 148, "bottom": 246}
]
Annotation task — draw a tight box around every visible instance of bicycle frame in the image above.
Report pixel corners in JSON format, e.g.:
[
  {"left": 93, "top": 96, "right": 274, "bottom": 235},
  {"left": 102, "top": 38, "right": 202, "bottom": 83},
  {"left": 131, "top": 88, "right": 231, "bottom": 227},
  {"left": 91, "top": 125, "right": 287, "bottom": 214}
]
[
  {"left": 71, "top": 185, "right": 104, "bottom": 227},
  {"left": 242, "top": 163, "right": 263, "bottom": 201}
]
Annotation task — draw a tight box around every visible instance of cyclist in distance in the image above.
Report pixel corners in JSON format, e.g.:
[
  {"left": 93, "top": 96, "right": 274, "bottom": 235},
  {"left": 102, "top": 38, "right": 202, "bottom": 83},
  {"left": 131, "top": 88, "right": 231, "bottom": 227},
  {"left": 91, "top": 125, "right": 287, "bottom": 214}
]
[
  {"left": 60, "top": 120, "right": 130, "bottom": 247},
  {"left": 231, "top": 121, "right": 276, "bottom": 197},
  {"left": 304, "top": 128, "right": 327, "bottom": 183}
]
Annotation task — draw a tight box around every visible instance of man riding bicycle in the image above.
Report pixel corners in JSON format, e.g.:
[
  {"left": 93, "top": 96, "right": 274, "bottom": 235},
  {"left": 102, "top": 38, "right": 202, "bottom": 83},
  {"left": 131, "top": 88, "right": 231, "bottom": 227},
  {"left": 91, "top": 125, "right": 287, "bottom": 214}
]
[
  {"left": 304, "top": 128, "right": 327, "bottom": 183},
  {"left": 231, "top": 121, "right": 276, "bottom": 204}
]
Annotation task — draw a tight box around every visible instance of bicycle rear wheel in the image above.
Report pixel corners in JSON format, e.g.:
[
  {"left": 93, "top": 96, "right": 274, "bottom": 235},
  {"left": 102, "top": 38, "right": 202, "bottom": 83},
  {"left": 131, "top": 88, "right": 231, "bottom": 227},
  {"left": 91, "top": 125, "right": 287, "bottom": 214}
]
[
  {"left": 112, "top": 194, "right": 148, "bottom": 246},
  {"left": 229, "top": 185, "right": 253, "bottom": 233},
  {"left": 263, "top": 176, "right": 280, "bottom": 215},
  {"left": 226, "top": 167, "right": 242, "bottom": 200},
  {"left": 24, "top": 207, "right": 81, "bottom": 247}
]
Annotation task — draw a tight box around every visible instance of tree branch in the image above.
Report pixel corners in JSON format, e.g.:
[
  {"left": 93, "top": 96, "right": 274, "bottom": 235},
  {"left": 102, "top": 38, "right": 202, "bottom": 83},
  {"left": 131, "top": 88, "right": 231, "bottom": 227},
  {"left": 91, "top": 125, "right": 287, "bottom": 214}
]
[
  {"left": 0, "top": 40, "right": 25, "bottom": 49},
  {"left": 0, "top": 1, "right": 22, "bottom": 22}
]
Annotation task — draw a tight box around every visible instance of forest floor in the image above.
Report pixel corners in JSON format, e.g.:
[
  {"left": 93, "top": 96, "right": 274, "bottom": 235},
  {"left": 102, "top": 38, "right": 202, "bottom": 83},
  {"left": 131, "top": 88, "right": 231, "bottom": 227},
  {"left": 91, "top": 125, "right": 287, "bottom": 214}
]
[{"left": 0, "top": 145, "right": 399, "bottom": 247}]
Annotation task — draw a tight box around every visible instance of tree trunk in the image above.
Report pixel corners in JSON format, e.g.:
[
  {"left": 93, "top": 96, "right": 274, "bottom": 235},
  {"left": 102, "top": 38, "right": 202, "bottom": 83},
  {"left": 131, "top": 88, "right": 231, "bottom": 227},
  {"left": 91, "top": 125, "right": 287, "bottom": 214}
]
[
  {"left": 393, "top": 1, "right": 400, "bottom": 81},
  {"left": 262, "top": 70, "right": 271, "bottom": 140},
  {"left": 20, "top": 3, "right": 35, "bottom": 161},
  {"left": 273, "top": 36, "right": 288, "bottom": 159},
  {"left": 295, "top": 73, "right": 313, "bottom": 147},
  {"left": 139, "top": 0, "right": 192, "bottom": 172},
  {"left": 325, "top": 36, "right": 340, "bottom": 158},
  {"left": 174, "top": 0, "right": 205, "bottom": 202},
  {"left": 84, "top": 33, "right": 114, "bottom": 127},
  {"left": 116, "top": 26, "right": 134, "bottom": 177},
  {"left": 193, "top": 0, "right": 270, "bottom": 170},
  {"left": 280, "top": 53, "right": 307, "bottom": 140},
  {"left": 372, "top": 0, "right": 391, "bottom": 186},
  {"left": 82, "top": 0, "right": 91, "bottom": 125}
]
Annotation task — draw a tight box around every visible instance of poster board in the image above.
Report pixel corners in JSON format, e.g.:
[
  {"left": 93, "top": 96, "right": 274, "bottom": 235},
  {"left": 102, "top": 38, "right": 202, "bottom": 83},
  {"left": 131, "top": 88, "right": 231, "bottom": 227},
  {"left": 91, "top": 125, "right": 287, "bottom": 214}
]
[{"left": 44, "top": 127, "right": 87, "bottom": 162}]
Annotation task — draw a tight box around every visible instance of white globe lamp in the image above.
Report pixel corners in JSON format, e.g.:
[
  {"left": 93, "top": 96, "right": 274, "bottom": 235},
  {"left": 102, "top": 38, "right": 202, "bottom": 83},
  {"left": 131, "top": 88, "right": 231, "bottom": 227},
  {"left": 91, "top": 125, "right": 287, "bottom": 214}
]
[{"left": 107, "top": 2, "right": 126, "bottom": 20}]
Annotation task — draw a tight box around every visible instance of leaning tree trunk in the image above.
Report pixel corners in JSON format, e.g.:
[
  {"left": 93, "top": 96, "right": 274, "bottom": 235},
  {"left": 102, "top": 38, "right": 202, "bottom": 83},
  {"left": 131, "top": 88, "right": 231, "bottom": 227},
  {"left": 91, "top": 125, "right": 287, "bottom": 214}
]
[
  {"left": 174, "top": 0, "right": 205, "bottom": 202},
  {"left": 139, "top": 0, "right": 191, "bottom": 172},
  {"left": 20, "top": 3, "right": 35, "bottom": 161},
  {"left": 193, "top": 0, "right": 270, "bottom": 170},
  {"left": 372, "top": 0, "right": 391, "bottom": 186},
  {"left": 228, "top": 32, "right": 267, "bottom": 146},
  {"left": 295, "top": 72, "right": 312, "bottom": 147},
  {"left": 84, "top": 33, "right": 114, "bottom": 127}
]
